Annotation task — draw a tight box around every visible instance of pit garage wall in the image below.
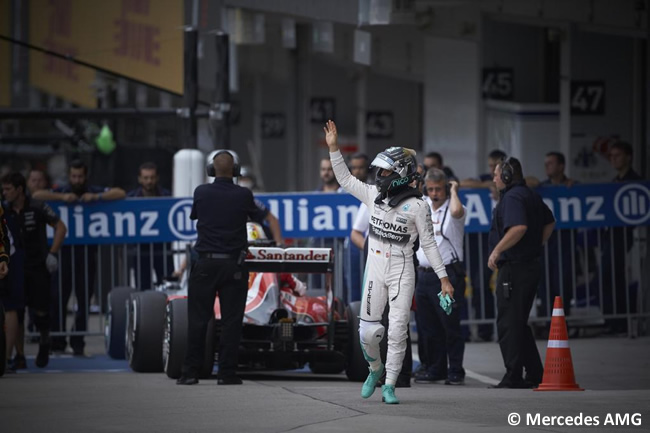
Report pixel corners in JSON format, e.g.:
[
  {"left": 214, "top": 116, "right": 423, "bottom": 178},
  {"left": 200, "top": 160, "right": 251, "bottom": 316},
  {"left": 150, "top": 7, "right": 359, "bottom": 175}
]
[
  {"left": 230, "top": 19, "right": 423, "bottom": 193},
  {"left": 479, "top": 16, "right": 639, "bottom": 183},
  {"left": 570, "top": 30, "right": 636, "bottom": 183},
  {"left": 482, "top": 20, "right": 546, "bottom": 104},
  {"left": 481, "top": 19, "right": 560, "bottom": 180},
  {"left": 423, "top": 37, "right": 480, "bottom": 181}
]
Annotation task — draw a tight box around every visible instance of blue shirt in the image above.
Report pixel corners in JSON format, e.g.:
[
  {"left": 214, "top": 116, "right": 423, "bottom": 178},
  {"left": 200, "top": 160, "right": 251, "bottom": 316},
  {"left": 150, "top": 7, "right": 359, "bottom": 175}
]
[{"left": 53, "top": 184, "right": 108, "bottom": 196}]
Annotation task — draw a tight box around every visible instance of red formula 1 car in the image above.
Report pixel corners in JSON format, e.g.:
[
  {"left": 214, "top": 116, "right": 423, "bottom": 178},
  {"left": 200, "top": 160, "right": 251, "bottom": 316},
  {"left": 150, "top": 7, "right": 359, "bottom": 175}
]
[
  {"left": 106, "top": 223, "right": 367, "bottom": 381},
  {"left": 163, "top": 245, "right": 365, "bottom": 379}
]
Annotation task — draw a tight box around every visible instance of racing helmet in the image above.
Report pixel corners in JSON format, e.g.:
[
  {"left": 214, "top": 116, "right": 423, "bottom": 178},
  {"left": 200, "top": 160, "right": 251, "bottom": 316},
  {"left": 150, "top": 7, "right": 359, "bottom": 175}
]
[
  {"left": 371, "top": 147, "right": 419, "bottom": 194},
  {"left": 247, "top": 221, "right": 268, "bottom": 244}
]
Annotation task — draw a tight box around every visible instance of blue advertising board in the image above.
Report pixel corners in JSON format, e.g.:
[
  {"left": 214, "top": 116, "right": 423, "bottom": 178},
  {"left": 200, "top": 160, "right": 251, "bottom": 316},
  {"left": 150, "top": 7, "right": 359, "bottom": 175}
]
[{"left": 46, "top": 182, "right": 649, "bottom": 245}]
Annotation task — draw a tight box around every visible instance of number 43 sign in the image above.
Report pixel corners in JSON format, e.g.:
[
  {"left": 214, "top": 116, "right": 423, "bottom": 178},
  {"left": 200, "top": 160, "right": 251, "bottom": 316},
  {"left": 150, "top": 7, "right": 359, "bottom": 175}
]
[{"left": 571, "top": 81, "right": 605, "bottom": 115}]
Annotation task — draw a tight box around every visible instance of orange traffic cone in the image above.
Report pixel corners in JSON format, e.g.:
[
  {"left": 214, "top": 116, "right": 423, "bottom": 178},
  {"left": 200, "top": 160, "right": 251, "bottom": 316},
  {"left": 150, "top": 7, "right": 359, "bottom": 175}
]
[{"left": 535, "top": 296, "right": 584, "bottom": 391}]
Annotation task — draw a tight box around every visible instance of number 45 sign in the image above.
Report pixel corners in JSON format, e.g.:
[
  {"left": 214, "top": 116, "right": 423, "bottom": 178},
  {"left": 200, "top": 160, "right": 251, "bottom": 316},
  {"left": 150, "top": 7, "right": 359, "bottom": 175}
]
[
  {"left": 482, "top": 68, "right": 513, "bottom": 100},
  {"left": 571, "top": 81, "right": 605, "bottom": 115}
]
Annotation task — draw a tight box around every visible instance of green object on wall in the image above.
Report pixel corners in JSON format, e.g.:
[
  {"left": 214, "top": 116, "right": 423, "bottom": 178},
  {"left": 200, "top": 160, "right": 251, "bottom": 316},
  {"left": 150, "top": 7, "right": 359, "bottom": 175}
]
[{"left": 95, "top": 125, "right": 116, "bottom": 154}]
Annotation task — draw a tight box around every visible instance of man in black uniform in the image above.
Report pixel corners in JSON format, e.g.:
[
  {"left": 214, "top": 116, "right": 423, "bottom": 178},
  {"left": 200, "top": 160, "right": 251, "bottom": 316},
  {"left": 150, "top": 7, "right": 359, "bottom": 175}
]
[
  {"left": 487, "top": 158, "right": 555, "bottom": 389},
  {"left": 2, "top": 173, "right": 67, "bottom": 368},
  {"left": 177, "top": 151, "right": 267, "bottom": 386},
  {"left": 33, "top": 160, "right": 125, "bottom": 355}
]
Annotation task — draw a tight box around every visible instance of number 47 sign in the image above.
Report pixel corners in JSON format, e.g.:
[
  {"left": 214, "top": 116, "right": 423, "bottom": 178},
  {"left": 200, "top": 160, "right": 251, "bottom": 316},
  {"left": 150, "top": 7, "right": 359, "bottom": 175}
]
[{"left": 571, "top": 81, "right": 605, "bottom": 115}]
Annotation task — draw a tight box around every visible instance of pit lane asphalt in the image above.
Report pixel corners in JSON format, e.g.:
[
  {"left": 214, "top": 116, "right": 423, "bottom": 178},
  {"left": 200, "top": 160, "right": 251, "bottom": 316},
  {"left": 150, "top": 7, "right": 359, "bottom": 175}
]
[{"left": 1, "top": 336, "right": 649, "bottom": 433}]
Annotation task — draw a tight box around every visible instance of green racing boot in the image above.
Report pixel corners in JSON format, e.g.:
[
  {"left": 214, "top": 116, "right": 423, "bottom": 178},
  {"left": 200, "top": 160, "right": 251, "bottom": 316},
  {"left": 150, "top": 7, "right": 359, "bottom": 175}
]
[
  {"left": 381, "top": 384, "right": 399, "bottom": 404},
  {"left": 361, "top": 364, "right": 384, "bottom": 399}
]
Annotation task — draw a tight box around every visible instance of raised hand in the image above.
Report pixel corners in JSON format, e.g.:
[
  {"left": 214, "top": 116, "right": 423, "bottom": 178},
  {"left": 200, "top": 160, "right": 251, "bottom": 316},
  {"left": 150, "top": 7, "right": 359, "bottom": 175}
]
[{"left": 323, "top": 120, "right": 338, "bottom": 152}]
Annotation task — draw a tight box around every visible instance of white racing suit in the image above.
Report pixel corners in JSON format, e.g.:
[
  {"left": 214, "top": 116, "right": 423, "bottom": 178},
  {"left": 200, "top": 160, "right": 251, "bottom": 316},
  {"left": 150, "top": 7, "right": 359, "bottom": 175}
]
[{"left": 330, "top": 150, "right": 448, "bottom": 383}]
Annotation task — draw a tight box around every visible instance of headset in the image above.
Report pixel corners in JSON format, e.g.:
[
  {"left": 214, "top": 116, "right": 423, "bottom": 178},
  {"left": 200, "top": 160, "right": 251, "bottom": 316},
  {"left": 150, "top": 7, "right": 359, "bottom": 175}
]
[
  {"left": 500, "top": 158, "right": 514, "bottom": 185},
  {"left": 422, "top": 167, "right": 451, "bottom": 198},
  {"left": 206, "top": 149, "right": 241, "bottom": 178}
]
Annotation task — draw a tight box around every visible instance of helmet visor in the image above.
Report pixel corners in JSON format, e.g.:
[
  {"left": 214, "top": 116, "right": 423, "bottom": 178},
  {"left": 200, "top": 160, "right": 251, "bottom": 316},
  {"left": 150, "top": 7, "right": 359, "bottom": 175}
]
[{"left": 371, "top": 152, "right": 396, "bottom": 171}]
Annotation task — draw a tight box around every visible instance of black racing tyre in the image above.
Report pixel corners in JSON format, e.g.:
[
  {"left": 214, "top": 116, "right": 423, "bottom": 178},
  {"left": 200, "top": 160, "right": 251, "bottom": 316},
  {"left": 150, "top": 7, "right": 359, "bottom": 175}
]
[
  {"left": 126, "top": 291, "right": 167, "bottom": 373},
  {"left": 163, "top": 298, "right": 187, "bottom": 379},
  {"left": 0, "top": 304, "right": 6, "bottom": 377},
  {"left": 199, "top": 317, "right": 216, "bottom": 379},
  {"left": 105, "top": 286, "right": 135, "bottom": 359},
  {"left": 345, "top": 301, "right": 367, "bottom": 382}
]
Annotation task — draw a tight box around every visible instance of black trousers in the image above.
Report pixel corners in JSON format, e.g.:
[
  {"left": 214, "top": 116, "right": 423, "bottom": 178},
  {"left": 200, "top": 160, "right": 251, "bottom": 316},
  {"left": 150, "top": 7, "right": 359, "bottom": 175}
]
[
  {"left": 415, "top": 265, "right": 466, "bottom": 378},
  {"left": 24, "top": 262, "right": 51, "bottom": 331},
  {"left": 496, "top": 260, "right": 543, "bottom": 385},
  {"left": 52, "top": 245, "right": 97, "bottom": 350},
  {"left": 182, "top": 258, "right": 248, "bottom": 379}
]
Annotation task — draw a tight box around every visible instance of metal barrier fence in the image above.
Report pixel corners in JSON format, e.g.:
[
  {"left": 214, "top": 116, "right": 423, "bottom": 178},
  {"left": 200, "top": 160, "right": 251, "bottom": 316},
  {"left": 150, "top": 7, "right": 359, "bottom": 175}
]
[
  {"left": 44, "top": 220, "right": 647, "bottom": 342},
  {"left": 48, "top": 242, "right": 181, "bottom": 342},
  {"left": 339, "top": 227, "right": 648, "bottom": 339},
  {"left": 47, "top": 239, "right": 344, "bottom": 343}
]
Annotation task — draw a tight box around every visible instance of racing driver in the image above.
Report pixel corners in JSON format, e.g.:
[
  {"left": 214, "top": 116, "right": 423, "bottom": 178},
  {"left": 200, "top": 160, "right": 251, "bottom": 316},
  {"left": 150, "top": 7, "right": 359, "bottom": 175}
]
[{"left": 324, "top": 120, "right": 454, "bottom": 404}]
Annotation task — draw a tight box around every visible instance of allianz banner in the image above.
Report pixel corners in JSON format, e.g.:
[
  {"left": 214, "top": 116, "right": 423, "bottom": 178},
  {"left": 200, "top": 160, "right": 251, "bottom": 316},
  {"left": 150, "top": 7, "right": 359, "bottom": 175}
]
[{"left": 47, "top": 182, "right": 650, "bottom": 245}]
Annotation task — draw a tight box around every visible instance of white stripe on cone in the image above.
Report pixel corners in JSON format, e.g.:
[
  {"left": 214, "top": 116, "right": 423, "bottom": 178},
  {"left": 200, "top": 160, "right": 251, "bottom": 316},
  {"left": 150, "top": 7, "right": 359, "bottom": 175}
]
[
  {"left": 552, "top": 308, "right": 565, "bottom": 316},
  {"left": 547, "top": 340, "right": 570, "bottom": 348}
]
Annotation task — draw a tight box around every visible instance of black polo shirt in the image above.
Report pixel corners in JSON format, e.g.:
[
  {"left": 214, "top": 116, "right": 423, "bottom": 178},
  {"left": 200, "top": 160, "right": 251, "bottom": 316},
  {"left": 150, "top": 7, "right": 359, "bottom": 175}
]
[
  {"left": 127, "top": 186, "right": 172, "bottom": 197},
  {"left": 613, "top": 169, "right": 642, "bottom": 182},
  {"left": 3, "top": 197, "right": 60, "bottom": 265},
  {"left": 190, "top": 178, "right": 267, "bottom": 255},
  {"left": 489, "top": 182, "right": 554, "bottom": 265}
]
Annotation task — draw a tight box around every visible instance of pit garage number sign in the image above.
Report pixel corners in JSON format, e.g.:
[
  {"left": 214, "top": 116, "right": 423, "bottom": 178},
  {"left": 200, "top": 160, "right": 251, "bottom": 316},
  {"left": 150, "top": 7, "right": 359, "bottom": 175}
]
[
  {"left": 261, "top": 113, "right": 286, "bottom": 139},
  {"left": 310, "top": 98, "right": 336, "bottom": 123},
  {"left": 366, "top": 111, "right": 394, "bottom": 139},
  {"left": 571, "top": 81, "right": 605, "bottom": 115},
  {"left": 482, "top": 68, "right": 514, "bottom": 100}
]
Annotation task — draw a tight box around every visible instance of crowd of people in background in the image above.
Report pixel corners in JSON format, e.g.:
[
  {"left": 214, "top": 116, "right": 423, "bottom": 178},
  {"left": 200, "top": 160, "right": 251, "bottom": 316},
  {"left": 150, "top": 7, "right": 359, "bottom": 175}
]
[{"left": 0, "top": 139, "right": 645, "bottom": 377}]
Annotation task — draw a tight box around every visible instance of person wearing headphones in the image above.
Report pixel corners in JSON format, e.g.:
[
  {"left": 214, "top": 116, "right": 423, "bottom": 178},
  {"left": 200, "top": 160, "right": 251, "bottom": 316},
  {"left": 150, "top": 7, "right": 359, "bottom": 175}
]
[
  {"left": 488, "top": 158, "right": 555, "bottom": 389},
  {"left": 176, "top": 150, "right": 267, "bottom": 386},
  {"left": 325, "top": 120, "right": 453, "bottom": 404},
  {"left": 414, "top": 168, "right": 467, "bottom": 385}
]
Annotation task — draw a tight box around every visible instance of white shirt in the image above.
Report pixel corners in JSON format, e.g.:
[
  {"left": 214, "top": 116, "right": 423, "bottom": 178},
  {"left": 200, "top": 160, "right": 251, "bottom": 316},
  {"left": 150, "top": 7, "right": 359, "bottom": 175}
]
[
  {"left": 352, "top": 202, "right": 370, "bottom": 237},
  {"left": 416, "top": 197, "right": 466, "bottom": 267}
]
